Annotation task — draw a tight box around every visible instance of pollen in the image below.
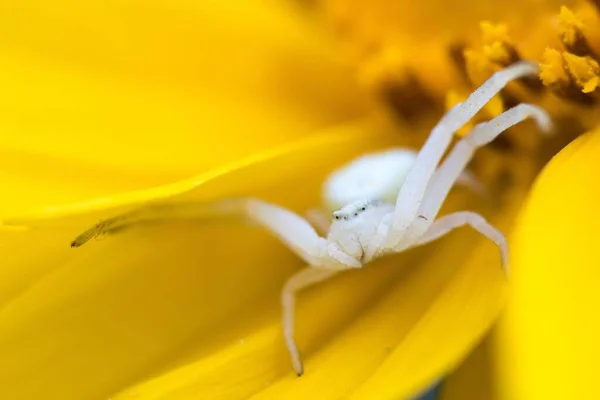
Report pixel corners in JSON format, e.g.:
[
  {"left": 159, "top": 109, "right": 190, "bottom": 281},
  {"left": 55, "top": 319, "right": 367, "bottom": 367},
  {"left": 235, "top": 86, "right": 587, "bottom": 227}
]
[
  {"left": 464, "top": 48, "right": 497, "bottom": 86},
  {"left": 558, "top": 6, "right": 592, "bottom": 57},
  {"left": 480, "top": 22, "right": 519, "bottom": 66},
  {"left": 480, "top": 21, "right": 511, "bottom": 45},
  {"left": 539, "top": 48, "right": 570, "bottom": 90},
  {"left": 563, "top": 52, "right": 600, "bottom": 93}
]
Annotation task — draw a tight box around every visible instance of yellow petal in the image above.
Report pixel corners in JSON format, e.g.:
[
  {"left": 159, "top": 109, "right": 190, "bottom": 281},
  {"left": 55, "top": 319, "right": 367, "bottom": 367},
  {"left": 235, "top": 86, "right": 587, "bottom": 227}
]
[
  {"left": 114, "top": 248, "right": 430, "bottom": 400},
  {"left": 0, "top": 228, "right": 74, "bottom": 310},
  {"left": 494, "top": 127, "right": 600, "bottom": 400},
  {"left": 1, "top": 118, "right": 392, "bottom": 227},
  {"left": 0, "top": 122, "right": 398, "bottom": 400},
  {"left": 0, "top": 0, "right": 370, "bottom": 215}
]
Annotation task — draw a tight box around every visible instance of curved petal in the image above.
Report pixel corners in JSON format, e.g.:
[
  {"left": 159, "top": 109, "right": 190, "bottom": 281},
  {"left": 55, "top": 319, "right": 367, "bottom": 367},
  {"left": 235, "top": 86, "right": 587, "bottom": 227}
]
[
  {"left": 493, "top": 127, "right": 600, "bottom": 400},
  {"left": 0, "top": 122, "right": 398, "bottom": 400},
  {"left": 0, "top": 0, "right": 370, "bottom": 215},
  {"left": 1, "top": 118, "right": 392, "bottom": 226},
  {"left": 110, "top": 188, "right": 516, "bottom": 399}
]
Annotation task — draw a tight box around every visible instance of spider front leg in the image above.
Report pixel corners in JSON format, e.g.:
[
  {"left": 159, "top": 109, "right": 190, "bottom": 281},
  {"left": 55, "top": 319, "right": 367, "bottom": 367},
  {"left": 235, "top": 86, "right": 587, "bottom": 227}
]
[
  {"left": 72, "top": 198, "right": 360, "bottom": 270},
  {"left": 282, "top": 267, "right": 338, "bottom": 376},
  {"left": 244, "top": 199, "right": 361, "bottom": 270},
  {"left": 385, "top": 61, "right": 540, "bottom": 248},
  {"left": 409, "top": 103, "right": 552, "bottom": 239}
]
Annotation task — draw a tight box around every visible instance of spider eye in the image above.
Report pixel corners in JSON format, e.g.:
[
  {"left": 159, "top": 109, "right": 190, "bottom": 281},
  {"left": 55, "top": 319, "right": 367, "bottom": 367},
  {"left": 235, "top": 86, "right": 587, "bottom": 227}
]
[
  {"left": 361, "top": 207, "right": 366, "bottom": 211},
  {"left": 354, "top": 213, "right": 358, "bottom": 216},
  {"left": 334, "top": 215, "right": 340, "bottom": 220}
]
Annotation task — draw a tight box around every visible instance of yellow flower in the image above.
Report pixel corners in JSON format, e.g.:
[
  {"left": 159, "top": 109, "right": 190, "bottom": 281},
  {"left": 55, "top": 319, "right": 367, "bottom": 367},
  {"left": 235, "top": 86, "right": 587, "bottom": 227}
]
[{"left": 1, "top": 1, "right": 599, "bottom": 400}]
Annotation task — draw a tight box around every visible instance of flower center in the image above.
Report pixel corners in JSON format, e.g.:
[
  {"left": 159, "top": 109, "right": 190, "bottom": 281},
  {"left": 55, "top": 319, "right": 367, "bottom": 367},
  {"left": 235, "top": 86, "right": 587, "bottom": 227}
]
[{"left": 318, "top": 0, "right": 600, "bottom": 198}]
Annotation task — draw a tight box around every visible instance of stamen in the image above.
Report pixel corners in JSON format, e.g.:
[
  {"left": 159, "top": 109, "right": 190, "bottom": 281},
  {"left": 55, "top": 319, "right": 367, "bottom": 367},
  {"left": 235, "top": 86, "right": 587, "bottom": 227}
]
[
  {"left": 539, "top": 48, "right": 571, "bottom": 90},
  {"left": 464, "top": 48, "right": 496, "bottom": 86},
  {"left": 563, "top": 52, "right": 600, "bottom": 93},
  {"left": 540, "top": 48, "right": 597, "bottom": 104},
  {"left": 480, "top": 22, "right": 520, "bottom": 66},
  {"left": 559, "top": 6, "right": 598, "bottom": 58},
  {"left": 480, "top": 21, "right": 544, "bottom": 92}
]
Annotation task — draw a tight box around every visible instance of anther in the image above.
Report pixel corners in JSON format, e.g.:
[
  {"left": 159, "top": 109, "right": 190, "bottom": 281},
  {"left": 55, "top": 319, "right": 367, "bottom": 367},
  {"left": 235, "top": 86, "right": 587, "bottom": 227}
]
[
  {"left": 540, "top": 48, "right": 597, "bottom": 105},
  {"left": 559, "top": 6, "right": 598, "bottom": 59}
]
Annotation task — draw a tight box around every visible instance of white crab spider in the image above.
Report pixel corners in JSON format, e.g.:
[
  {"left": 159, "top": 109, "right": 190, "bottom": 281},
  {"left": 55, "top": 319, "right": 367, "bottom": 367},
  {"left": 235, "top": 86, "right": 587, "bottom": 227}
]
[
  {"left": 227, "top": 61, "right": 551, "bottom": 375},
  {"left": 71, "top": 61, "right": 551, "bottom": 377}
]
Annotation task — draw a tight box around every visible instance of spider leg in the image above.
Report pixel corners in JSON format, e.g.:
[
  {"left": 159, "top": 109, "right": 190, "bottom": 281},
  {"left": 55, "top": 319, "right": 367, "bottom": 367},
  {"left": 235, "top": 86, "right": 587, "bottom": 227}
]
[
  {"left": 71, "top": 197, "right": 356, "bottom": 267},
  {"left": 70, "top": 199, "right": 244, "bottom": 247},
  {"left": 414, "top": 211, "right": 509, "bottom": 272},
  {"left": 282, "top": 267, "right": 339, "bottom": 376},
  {"left": 245, "top": 199, "right": 360, "bottom": 269},
  {"left": 385, "top": 61, "right": 540, "bottom": 248},
  {"left": 408, "top": 103, "right": 551, "bottom": 239},
  {"left": 242, "top": 198, "right": 329, "bottom": 266}
]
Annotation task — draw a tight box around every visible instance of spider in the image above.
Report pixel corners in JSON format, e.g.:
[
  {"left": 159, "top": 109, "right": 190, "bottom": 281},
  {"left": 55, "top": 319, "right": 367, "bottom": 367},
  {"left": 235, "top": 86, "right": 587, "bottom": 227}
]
[{"left": 71, "top": 61, "right": 551, "bottom": 377}]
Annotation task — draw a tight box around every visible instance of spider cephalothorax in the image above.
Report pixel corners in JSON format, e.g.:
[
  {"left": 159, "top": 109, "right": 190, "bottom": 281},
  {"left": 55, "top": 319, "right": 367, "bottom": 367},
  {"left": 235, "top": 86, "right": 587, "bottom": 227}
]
[{"left": 328, "top": 199, "right": 392, "bottom": 262}]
